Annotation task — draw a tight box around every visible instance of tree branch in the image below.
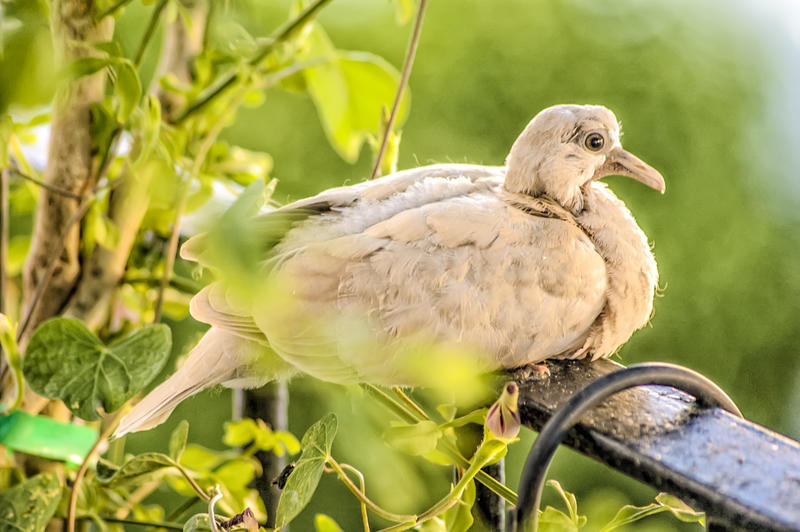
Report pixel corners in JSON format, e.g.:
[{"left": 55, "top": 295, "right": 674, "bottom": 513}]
[{"left": 20, "top": 0, "right": 113, "bottom": 346}]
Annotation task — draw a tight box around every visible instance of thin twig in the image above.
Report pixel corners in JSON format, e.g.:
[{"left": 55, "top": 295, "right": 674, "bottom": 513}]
[
  {"left": 123, "top": 274, "right": 202, "bottom": 294},
  {"left": 369, "top": 0, "right": 428, "bottom": 180},
  {"left": 208, "top": 486, "right": 223, "bottom": 532},
  {"left": 8, "top": 167, "right": 84, "bottom": 200},
  {"left": 339, "top": 463, "right": 371, "bottom": 532},
  {"left": 135, "top": 0, "right": 168, "bottom": 67},
  {"left": 96, "top": 0, "right": 135, "bottom": 20},
  {"left": 392, "top": 387, "right": 431, "bottom": 421},
  {"left": 174, "top": 0, "right": 333, "bottom": 123},
  {"left": 96, "top": 516, "right": 184, "bottom": 531},
  {"left": 327, "top": 456, "right": 416, "bottom": 524},
  {"left": 67, "top": 408, "right": 127, "bottom": 532}
]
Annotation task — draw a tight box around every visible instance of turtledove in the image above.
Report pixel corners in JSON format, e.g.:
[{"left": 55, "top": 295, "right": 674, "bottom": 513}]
[{"left": 116, "top": 104, "right": 664, "bottom": 436}]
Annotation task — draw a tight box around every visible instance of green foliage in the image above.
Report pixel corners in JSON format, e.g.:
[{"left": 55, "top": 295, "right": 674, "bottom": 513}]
[
  {"left": 275, "top": 413, "right": 338, "bottom": 528},
  {"left": 0, "top": 472, "right": 61, "bottom": 532},
  {"left": 23, "top": 318, "right": 172, "bottom": 420},
  {"left": 314, "top": 513, "right": 344, "bottom": 532}
]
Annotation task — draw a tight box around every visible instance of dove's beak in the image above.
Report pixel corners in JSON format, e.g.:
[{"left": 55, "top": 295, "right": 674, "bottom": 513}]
[{"left": 592, "top": 148, "right": 666, "bottom": 193}]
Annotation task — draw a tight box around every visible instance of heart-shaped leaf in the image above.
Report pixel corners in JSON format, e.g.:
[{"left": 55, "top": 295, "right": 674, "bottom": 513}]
[
  {"left": 23, "top": 318, "right": 172, "bottom": 421},
  {"left": 97, "top": 452, "right": 176, "bottom": 485},
  {"left": 275, "top": 413, "right": 338, "bottom": 528},
  {"left": 0, "top": 472, "right": 61, "bottom": 532}
]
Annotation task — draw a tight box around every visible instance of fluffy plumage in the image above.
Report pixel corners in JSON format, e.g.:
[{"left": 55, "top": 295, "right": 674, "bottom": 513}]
[{"left": 116, "top": 104, "right": 664, "bottom": 437}]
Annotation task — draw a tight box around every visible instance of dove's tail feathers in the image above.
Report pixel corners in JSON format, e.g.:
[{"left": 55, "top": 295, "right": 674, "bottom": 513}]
[{"left": 115, "top": 328, "right": 290, "bottom": 438}]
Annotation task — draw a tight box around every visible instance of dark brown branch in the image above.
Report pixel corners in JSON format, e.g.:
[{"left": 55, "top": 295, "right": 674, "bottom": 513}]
[
  {"left": 369, "top": 0, "right": 428, "bottom": 180},
  {"left": 8, "top": 168, "right": 84, "bottom": 200}
]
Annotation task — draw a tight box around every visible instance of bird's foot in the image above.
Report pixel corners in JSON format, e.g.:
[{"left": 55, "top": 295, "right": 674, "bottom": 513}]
[{"left": 512, "top": 363, "right": 551, "bottom": 381}]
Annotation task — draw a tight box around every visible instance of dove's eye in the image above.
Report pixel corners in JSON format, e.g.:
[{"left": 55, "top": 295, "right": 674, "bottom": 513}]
[{"left": 584, "top": 132, "right": 605, "bottom": 152}]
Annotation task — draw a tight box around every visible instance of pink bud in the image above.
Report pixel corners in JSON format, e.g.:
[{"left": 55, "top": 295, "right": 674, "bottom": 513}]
[{"left": 486, "top": 382, "right": 521, "bottom": 441}]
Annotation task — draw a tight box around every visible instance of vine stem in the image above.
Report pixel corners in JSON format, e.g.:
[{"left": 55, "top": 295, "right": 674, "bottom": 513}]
[
  {"left": 327, "top": 456, "right": 416, "bottom": 524},
  {"left": 67, "top": 408, "right": 127, "bottom": 532},
  {"left": 174, "top": 0, "right": 333, "bottom": 123},
  {"left": 208, "top": 486, "right": 223, "bottom": 532},
  {"left": 361, "top": 383, "right": 518, "bottom": 505},
  {"left": 369, "top": 0, "right": 428, "bottom": 180},
  {"left": 339, "top": 463, "right": 371, "bottom": 532},
  {"left": 134, "top": 0, "right": 168, "bottom": 67},
  {"left": 96, "top": 515, "right": 184, "bottom": 530}
]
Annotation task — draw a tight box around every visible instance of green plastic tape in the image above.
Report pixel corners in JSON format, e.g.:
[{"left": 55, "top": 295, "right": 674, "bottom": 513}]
[{"left": 0, "top": 411, "right": 97, "bottom": 467}]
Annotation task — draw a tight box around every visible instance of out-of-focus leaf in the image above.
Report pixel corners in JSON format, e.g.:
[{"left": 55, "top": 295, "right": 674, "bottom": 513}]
[
  {"left": 0, "top": 472, "right": 61, "bottom": 532},
  {"left": 6, "top": 235, "right": 31, "bottom": 276},
  {"left": 23, "top": 319, "right": 172, "bottom": 420},
  {"left": 275, "top": 413, "right": 337, "bottom": 528},
  {"left": 393, "top": 0, "right": 416, "bottom": 24},
  {"left": 383, "top": 420, "right": 441, "bottom": 456},
  {"left": 302, "top": 24, "right": 409, "bottom": 163},
  {"left": 0, "top": 115, "right": 13, "bottom": 166},
  {"left": 66, "top": 56, "right": 112, "bottom": 79},
  {"left": 183, "top": 513, "right": 213, "bottom": 531},
  {"left": 112, "top": 59, "right": 142, "bottom": 122},
  {"left": 0, "top": 466, "right": 24, "bottom": 490},
  {"left": 599, "top": 503, "right": 664, "bottom": 532},
  {"left": 441, "top": 478, "right": 475, "bottom": 532},
  {"left": 169, "top": 420, "right": 189, "bottom": 461},
  {"left": 314, "top": 513, "right": 343, "bottom": 532}
]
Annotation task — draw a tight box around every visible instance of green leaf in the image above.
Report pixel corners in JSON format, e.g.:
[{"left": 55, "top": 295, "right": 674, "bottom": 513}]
[
  {"left": 112, "top": 59, "right": 142, "bottom": 122},
  {"left": 183, "top": 513, "right": 213, "bottom": 531},
  {"left": 393, "top": 0, "right": 416, "bottom": 24},
  {"left": 546, "top": 480, "right": 584, "bottom": 526},
  {"left": 66, "top": 56, "right": 113, "bottom": 80},
  {"left": 538, "top": 505, "right": 579, "bottom": 532},
  {"left": 314, "top": 513, "right": 343, "bottom": 532},
  {"left": 442, "top": 478, "right": 475, "bottom": 532},
  {"left": 654, "top": 493, "right": 705, "bottom": 525},
  {"left": 169, "top": 420, "right": 189, "bottom": 461},
  {"left": 0, "top": 115, "right": 13, "bottom": 167},
  {"left": 302, "top": 24, "right": 410, "bottom": 163},
  {"left": 383, "top": 420, "right": 441, "bottom": 456},
  {"left": 275, "top": 413, "right": 338, "bottom": 528},
  {"left": 97, "top": 452, "right": 176, "bottom": 485},
  {"left": 599, "top": 503, "right": 664, "bottom": 532},
  {"left": 6, "top": 235, "right": 31, "bottom": 276},
  {"left": 0, "top": 472, "right": 61, "bottom": 532},
  {"left": 23, "top": 319, "right": 172, "bottom": 420}
]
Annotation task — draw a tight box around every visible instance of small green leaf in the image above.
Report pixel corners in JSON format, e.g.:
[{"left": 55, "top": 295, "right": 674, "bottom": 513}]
[
  {"left": 383, "top": 420, "right": 441, "bottom": 456},
  {"left": 97, "top": 452, "right": 176, "bottom": 485},
  {"left": 538, "top": 505, "right": 579, "bottom": 532},
  {"left": 0, "top": 472, "right": 61, "bottom": 532},
  {"left": 0, "top": 115, "right": 13, "bottom": 167},
  {"left": 169, "top": 420, "right": 189, "bottom": 461},
  {"left": 112, "top": 59, "right": 142, "bottom": 122},
  {"left": 599, "top": 503, "right": 664, "bottom": 532},
  {"left": 183, "top": 513, "right": 213, "bottom": 532},
  {"left": 314, "top": 513, "right": 343, "bottom": 532},
  {"left": 275, "top": 413, "right": 338, "bottom": 528},
  {"left": 393, "top": 0, "right": 416, "bottom": 24},
  {"left": 66, "top": 56, "right": 112, "bottom": 80},
  {"left": 546, "top": 480, "right": 583, "bottom": 526},
  {"left": 441, "top": 478, "right": 475, "bottom": 532},
  {"left": 654, "top": 493, "right": 705, "bottom": 524},
  {"left": 23, "top": 319, "right": 172, "bottom": 420}
]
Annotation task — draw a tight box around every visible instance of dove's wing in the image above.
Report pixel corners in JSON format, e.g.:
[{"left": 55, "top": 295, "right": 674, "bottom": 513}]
[{"left": 256, "top": 180, "right": 608, "bottom": 385}]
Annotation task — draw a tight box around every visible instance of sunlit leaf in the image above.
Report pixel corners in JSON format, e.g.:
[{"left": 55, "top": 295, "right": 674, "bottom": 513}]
[
  {"left": 302, "top": 24, "right": 409, "bottom": 163},
  {"left": 655, "top": 493, "right": 705, "bottom": 525},
  {"left": 538, "top": 505, "right": 579, "bottom": 532},
  {"left": 23, "top": 319, "right": 172, "bottom": 420},
  {"left": 383, "top": 420, "right": 441, "bottom": 456},
  {"left": 314, "top": 513, "right": 343, "bottom": 532},
  {"left": 0, "top": 472, "right": 61, "bottom": 532},
  {"left": 66, "top": 56, "right": 112, "bottom": 80},
  {"left": 275, "top": 413, "right": 338, "bottom": 528},
  {"left": 112, "top": 59, "right": 142, "bottom": 122},
  {"left": 169, "top": 420, "right": 190, "bottom": 461},
  {"left": 6, "top": 235, "right": 31, "bottom": 276},
  {"left": 183, "top": 513, "right": 213, "bottom": 531}
]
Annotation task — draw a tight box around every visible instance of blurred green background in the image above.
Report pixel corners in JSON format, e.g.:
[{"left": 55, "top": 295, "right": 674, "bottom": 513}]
[{"left": 3, "top": 0, "right": 799, "bottom": 530}]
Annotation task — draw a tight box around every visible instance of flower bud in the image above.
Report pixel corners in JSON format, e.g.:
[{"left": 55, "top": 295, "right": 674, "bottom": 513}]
[{"left": 486, "top": 381, "right": 521, "bottom": 441}]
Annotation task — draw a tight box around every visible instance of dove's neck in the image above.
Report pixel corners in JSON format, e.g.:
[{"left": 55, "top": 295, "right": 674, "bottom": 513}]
[{"left": 504, "top": 157, "right": 584, "bottom": 214}]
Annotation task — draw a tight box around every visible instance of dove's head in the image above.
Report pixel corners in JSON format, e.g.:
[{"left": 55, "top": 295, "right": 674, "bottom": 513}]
[{"left": 504, "top": 104, "right": 665, "bottom": 214}]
